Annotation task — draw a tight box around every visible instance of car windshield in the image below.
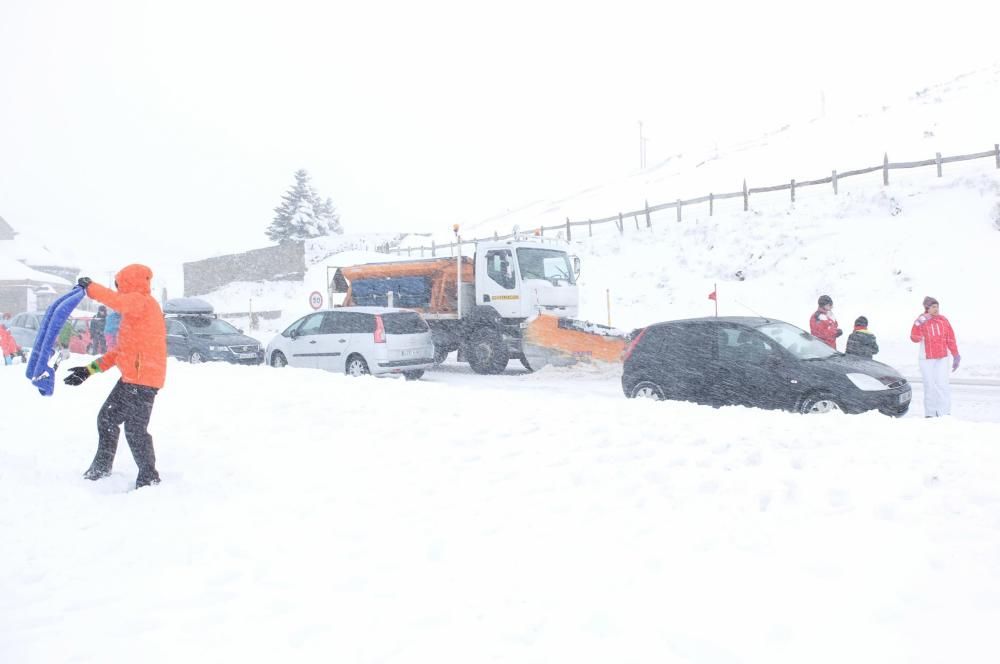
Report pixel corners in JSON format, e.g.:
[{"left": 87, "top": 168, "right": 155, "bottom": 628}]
[
  {"left": 516, "top": 248, "right": 575, "bottom": 285},
  {"left": 756, "top": 321, "right": 838, "bottom": 360},
  {"left": 181, "top": 317, "right": 240, "bottom": 335}
]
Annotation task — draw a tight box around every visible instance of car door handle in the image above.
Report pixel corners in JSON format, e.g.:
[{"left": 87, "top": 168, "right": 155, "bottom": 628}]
[{"left": 338, "top": 339, "right": 347, "bottom": 343}]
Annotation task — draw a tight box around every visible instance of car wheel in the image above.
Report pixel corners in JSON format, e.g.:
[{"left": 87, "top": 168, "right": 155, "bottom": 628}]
[
  {"left": 800, "top": 392, "right": 844, "bottom": 414},
  {"left": 270, "top": 351, "right": 287, "bottom": 368},
  {"left": 467, "top": 327, "right": 509, "bottom": 375},
  {"left": 629, "top": 381, "right": 666, "bottom": 400},
  {"left": 403, "top": 370, "right": 424, "bottom": 381},
  {"left": 189, "top": 350, "right": 205, "bottom": 364},
  {"left": 346, "top": 354, "right": 370, "bottom": 377}
]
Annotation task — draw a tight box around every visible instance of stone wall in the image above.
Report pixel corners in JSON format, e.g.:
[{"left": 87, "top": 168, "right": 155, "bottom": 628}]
[{"left": 183, "top": 242, "right": 305, "bottom": 297}]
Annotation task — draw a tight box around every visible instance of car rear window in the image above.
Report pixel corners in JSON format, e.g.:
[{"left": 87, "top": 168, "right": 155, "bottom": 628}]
[{"left": 383, "top": 312, "right": 428, "bottom": 334}]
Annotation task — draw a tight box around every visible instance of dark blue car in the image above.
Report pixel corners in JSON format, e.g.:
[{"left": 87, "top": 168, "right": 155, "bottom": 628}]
[
  {"left": 622, "top": 316, "right": 911, "bottom": 416},
  {"left": 163, "top": 299, "right": 263, "bottom": 365}
]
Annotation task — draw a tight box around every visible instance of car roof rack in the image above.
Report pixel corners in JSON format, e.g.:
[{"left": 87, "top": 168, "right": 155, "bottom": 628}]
[{"left": 163, "top": 297, "right": 216, "bottom": 317}]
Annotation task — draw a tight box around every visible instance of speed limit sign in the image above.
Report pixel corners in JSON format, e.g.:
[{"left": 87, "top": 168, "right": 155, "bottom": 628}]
[{"left": 309, "top": 291, "right": 323, "bottom": 310}]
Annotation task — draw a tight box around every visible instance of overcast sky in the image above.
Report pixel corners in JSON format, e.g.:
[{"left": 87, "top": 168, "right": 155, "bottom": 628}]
[{"left": 1, "top": 0, "right": 995, "bottom": 280}]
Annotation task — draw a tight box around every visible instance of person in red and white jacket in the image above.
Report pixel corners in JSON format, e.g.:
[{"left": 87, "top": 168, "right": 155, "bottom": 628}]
[
  {"left": 910, "top": 295, "right": 960, "bottom": 417},
  {"left": 809, "top": 295, "right": 843, "bottom": 349}
]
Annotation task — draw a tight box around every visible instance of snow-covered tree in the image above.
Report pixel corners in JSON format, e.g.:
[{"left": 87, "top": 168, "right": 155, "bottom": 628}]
[{"left": 266, "top": 170, "right": 343, "bottom": 243}]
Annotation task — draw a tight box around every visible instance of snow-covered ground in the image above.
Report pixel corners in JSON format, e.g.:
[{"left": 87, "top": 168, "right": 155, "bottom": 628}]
[{"left": 3, "top": 358, "right": 1000, "bottom": 663}]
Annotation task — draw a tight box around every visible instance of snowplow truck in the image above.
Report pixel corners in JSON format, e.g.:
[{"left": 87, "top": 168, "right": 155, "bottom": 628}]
[{"left": 332, "top": 237, "right": 626, "bottom": 374}]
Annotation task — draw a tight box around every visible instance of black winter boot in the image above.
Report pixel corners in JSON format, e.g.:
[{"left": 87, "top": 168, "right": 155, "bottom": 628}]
[
  {"left": 83, "top": 464, "right": 112, "bottom": 480},
  {"left": 135, "top": 470, "right": 161, "bottom": 489}
]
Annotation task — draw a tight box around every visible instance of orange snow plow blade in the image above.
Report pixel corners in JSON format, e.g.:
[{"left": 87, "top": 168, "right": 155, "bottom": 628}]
[{"left": 522, "top": 314, "right": 627, "bottom": 369}]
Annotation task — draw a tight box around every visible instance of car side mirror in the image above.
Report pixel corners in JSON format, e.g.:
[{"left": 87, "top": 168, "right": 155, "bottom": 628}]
[
  {"left": 238, "top": 328, "right": 244, "bottom": 334},
  {"left": 289, "top": 329, "right": 299, "bottom": 339}
]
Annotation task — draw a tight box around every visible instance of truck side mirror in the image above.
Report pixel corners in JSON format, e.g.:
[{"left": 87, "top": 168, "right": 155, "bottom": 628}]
[{"left": 572, "top": 256, "right": 581, "bottom": 276}]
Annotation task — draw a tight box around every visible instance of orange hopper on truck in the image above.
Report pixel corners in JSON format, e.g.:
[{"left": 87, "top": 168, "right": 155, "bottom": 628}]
[{"left": 332, "top": 236, "right": 626, "bottom": 374}]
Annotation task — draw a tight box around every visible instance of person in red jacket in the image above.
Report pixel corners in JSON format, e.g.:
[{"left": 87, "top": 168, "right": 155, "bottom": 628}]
[
  {"left": 63, "top": 264, "right": 168, "bottom": 488},
  {"left": 910, "top": 296, "right": 960, "bottom": 417},
  {"left": 809, "top": 295, "right": 843, "bottom": 349},
  {"left": 0, "top": 323, "right": 21, "bottom": 365}
]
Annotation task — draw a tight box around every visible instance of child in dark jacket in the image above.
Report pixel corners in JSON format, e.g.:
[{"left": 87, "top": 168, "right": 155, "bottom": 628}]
[{"left": 845, "top": 316, "right": 879, "bottom": 359}]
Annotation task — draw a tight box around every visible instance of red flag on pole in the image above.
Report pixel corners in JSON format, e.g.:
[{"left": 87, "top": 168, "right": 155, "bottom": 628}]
[
  {"left": 708, "top": 283, "right": 718, "bottom": 317},
  {"left": 707, "top": 290, "right": 717, "bottom": 301}
]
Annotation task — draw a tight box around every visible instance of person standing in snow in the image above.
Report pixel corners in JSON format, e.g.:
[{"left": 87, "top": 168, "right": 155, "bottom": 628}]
[
  {"left": 89, "top": 305, "right": 108, "bottom": 354},
  {"left": 104, "top": 308, "right": 121, "bottom": 351},
  {"left": 845, "top": 316, "right": 879, "bottom": 359},
  {"left": 64, "top": 265, "right": 167, "bottom": 489},
  {"left": 809, "top": 295, "right": 843, "bottom": 349},
  {"left": 0, "top": 322, "right": 21, "bottom": 365},
  {"left": 911, "top": 296, "right": 960, "bottom": 418}
]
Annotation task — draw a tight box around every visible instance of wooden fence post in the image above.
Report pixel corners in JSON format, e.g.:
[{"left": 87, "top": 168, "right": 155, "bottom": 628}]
[
  {"left": 883, "top": 153, "right": 889, "bottom": 186},
  {"left": 936, "top": 152, "right": 942, "bottom": 177},
  {"left": 407, "top": 247, "right": 412, "bottom": 257},
  {"left": 832, "top": 170, "right": 838, "bottom": 195},
  {"left": 431, "top": 240, "right": 436, "bottom": 257},
  {"left": 709, "top": 193, "right": 714, "bottom": 216},
  {"left": 420, "top": 246, "right": 424, "bottom": 257},
  {"left": 634, "top": 215, "right": 640, "bottom": 231},
  {"left": 494, "top": 231, "right": 498, "bottom": 240},
  {"left": 742, "top": 179, "right": 748, "bottom": 211},
  {"left": 676, "top": 199, "right": 682, "bottom": 222},
  {"left": 618, "top": 212, "right": 624, "bottom": 235},
  {"left": 588, "top": 219, "right": 593, "bottom": 237},
  {"left": 995, "top": 144, "right": 999, "bottom": 168},
  {"left": 791, "top": 179, "right": 796, "bottom": 203},
  {"left": 565, "top": 217, "right": 572, "bottom": 242},
  {"left": 645, "top": 200, "right": 651, "bottom": 229}
]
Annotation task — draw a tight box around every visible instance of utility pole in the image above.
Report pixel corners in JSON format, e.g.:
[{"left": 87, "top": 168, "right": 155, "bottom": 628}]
[{"left": 638, "top": 121, "right": 646, "bottom": 169}]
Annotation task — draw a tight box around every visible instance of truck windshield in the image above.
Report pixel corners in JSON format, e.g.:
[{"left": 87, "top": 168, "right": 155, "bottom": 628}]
[{"left": 516, "top": 248, "right": 575, "bottom": 285}]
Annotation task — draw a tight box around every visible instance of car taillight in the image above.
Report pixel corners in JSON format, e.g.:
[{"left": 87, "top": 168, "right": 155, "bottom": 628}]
[
  {"left": 374, "top": 315, "right": 386, "bottom": 343},
  {"left": 621, "top": 327, "right": 647, "bottom": 362}
]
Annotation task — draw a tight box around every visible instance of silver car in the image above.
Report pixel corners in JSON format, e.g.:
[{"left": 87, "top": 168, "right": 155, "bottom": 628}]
[{"left": 266, "top": 307, "right": 435, "bottom": 379}]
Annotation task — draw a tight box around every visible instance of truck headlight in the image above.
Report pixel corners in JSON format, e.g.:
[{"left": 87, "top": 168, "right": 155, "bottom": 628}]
[{"left": 846, "top": 373, "right": 890, "bottom": 391}]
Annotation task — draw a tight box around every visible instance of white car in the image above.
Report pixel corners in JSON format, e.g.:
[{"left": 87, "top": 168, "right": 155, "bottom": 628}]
[{"left": 266, "top": 307, "right": 435, "bottom": 379}]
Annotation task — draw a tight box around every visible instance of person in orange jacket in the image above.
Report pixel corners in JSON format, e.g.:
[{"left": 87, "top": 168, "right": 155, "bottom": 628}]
[
  {"left": 910, "top": 295, "right": 960, "bottom": 417},
  {"left": 809, "top": 295, "right": 843, "bottom": 349},
  {"left": 64, "top": 264, "right": 167, "bottom": 488}
]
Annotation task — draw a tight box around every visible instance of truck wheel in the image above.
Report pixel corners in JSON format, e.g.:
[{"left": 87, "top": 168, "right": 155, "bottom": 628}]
[
  {"left": 468, "top": 328, "right": 508, "bottom": 375},
  {"left": 433, "top": 345, "right": 450, "bottom": 365}
]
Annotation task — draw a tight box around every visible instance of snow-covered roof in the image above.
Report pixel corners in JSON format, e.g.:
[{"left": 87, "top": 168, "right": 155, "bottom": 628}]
[{"left": 0, "top": 254, "right": 71, "bottom": 284}]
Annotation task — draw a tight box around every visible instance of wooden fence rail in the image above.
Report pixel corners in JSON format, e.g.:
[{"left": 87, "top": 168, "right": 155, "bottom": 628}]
[{"left": 391, "top": 144, "right": 1000, "bottom": 256}]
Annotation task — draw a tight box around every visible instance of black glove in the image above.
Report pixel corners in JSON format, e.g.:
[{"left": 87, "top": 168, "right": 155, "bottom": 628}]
[
  {"left": 835, "top": 328, "right": 843, "bottom": 337},
  {"left": 77, "top": 277, "right": 92, "bottom": 290},
  {"left": 64, "top": 366, "right": 92, "bottom": 386}
]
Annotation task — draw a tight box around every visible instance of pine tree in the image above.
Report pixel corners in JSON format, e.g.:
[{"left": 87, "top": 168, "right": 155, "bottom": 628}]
[{"left": 266, "top": 169, "right": 343, "bottom": 243}]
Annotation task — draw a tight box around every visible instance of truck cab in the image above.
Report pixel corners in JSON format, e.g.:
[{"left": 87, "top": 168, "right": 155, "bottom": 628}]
[{"left": 474, "top": 238, "right": 579, "bottom": 320}]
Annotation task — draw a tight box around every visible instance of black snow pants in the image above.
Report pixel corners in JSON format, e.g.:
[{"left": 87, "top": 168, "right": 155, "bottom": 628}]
[{"left": 91, "top": 379, "right": 160, "bottom": 486}]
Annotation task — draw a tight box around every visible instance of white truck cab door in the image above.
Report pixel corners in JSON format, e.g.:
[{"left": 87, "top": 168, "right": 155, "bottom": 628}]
[{"left": 477, "top": 249, "right": 521, "bottom": 318}]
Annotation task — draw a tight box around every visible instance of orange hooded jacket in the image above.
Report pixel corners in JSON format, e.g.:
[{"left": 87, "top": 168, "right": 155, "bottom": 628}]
[{"left": 84, "top": 264, "right": 167, "bottom": 389}]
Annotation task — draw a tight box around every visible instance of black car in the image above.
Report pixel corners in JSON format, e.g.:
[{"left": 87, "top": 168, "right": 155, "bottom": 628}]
[
  {"left": 165, "top": 314, "right": 264, "bottom": 365},
  {"left": 622, "top": 316, "right": 911, "bottom": 416}
]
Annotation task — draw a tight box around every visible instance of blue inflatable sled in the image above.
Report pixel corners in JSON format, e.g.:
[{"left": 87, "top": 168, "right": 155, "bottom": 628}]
[{"left": 25, "top": 285, "right": 86, "bottom": 396}]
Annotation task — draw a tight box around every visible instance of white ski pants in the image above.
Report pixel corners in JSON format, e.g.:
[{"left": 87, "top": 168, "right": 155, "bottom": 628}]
[{"left": 919, "top": 356, "right": 952, "bottom": 417}]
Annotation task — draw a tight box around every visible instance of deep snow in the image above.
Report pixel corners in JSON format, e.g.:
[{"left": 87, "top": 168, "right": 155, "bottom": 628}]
[{"left": 3, "top": 360, "right": 1000, "bottom": 663}]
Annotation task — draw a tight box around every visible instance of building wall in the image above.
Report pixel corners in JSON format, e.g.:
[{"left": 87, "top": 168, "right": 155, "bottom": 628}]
[
  {"left": 183, "top": 241, "right": 306, "bottom": 297},
  {"left": 0, "top": 286, "right": 28, "bottom": 315}
]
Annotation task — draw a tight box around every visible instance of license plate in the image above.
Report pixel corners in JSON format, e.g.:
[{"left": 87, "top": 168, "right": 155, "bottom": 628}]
[
  {"left": 238, "top": 352, "right": 257, "bottom": 359},
  {"left": 399, "top": 349, "right": 418, "bottom": 357},
  {"left": 899, "top": 392, "right": 911, "bottom": 404}
]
